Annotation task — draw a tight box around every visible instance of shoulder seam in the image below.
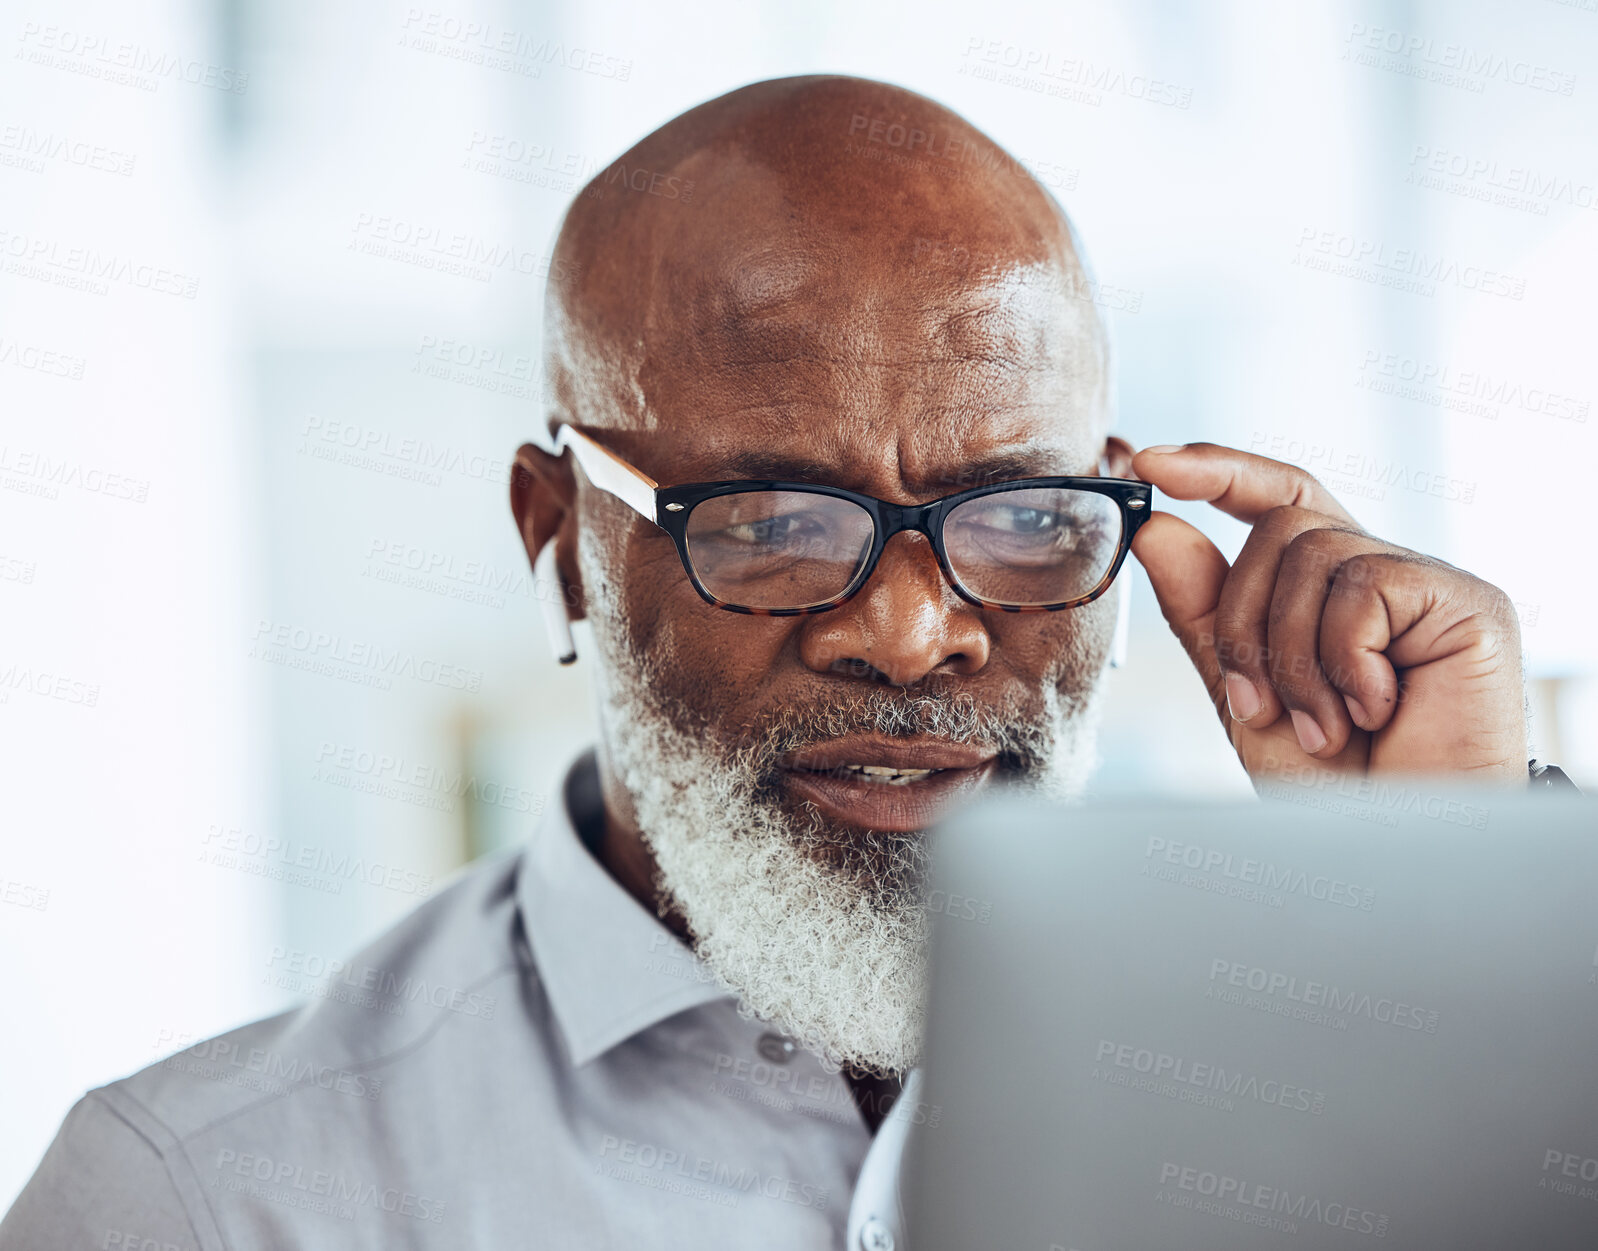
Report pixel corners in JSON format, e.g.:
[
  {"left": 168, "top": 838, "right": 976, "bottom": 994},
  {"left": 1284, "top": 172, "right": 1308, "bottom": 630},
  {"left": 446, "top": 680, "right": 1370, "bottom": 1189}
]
[
  {"left": 181, "top": 959, "right": 523, "bottom": 1143},
  {"left": 87, "top": 1088, "right": 229, "bottom": 1251}
]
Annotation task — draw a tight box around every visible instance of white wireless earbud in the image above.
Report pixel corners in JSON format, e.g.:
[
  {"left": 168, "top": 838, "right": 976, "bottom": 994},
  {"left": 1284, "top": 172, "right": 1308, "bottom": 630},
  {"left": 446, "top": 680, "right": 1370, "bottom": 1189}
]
[
  {"left": 1109, "top": 566, "right": 1132, "bottom": 669},
  {"left": 533, "top": 540, "right": 577, "bottom": 665}
]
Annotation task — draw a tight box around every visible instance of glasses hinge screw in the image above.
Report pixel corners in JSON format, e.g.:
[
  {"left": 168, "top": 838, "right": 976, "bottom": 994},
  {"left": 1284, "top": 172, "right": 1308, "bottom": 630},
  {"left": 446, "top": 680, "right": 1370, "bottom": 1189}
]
[
  {"left": 664, "top": 502, "right": 685, "bottom": 512},
  {"left": 1128, "top": 499, "right": 1146, "bottom": 509}
]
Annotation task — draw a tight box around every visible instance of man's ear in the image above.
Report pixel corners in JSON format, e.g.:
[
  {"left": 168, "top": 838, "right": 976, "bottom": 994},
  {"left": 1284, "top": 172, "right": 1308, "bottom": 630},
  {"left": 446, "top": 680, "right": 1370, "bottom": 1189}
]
[
  {"left": 1099, "top": 434, "right": 1135, "bottom": 479},
  {"left": 511, "top": 442, "right": 585, "bottom": 621}
]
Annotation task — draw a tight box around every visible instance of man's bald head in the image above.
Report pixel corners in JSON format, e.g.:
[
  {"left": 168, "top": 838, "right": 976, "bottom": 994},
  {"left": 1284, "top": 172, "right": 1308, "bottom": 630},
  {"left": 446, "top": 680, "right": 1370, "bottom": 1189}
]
[{"left": 543, "top": 74, "right": 1110, "bottom": 445}]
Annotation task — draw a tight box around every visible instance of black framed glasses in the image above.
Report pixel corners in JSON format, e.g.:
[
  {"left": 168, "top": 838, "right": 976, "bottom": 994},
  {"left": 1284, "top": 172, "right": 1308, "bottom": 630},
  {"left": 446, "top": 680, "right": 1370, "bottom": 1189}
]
[{"left": 553, "top": 424, "right": 1152, "bottom": 616}]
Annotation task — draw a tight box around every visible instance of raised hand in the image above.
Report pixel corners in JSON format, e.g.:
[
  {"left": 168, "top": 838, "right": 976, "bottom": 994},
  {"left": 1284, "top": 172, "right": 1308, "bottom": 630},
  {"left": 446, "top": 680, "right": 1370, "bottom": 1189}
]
[{"left": 1129, "top": 443, "right": 1527, "bottom": 786}]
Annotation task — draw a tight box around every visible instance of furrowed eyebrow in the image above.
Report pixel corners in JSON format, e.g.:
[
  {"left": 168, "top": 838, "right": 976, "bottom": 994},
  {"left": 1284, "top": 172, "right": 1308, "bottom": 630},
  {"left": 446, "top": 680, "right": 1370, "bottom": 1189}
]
[
  {"left": 934, "top": 451, "right": 1071, "bottom": 487},
  {"left": 713, "top": 450, "right": 837, "bottom": 481},
  {"left": 705, "top": 447, "right": 1079, "bottom": 490}
]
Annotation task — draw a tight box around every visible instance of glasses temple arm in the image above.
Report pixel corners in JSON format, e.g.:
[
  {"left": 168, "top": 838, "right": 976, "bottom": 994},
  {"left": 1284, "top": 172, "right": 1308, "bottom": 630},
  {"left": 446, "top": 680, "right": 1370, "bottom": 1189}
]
[{"left": 553, "top": 424, "right": 660, "bottom": 523}]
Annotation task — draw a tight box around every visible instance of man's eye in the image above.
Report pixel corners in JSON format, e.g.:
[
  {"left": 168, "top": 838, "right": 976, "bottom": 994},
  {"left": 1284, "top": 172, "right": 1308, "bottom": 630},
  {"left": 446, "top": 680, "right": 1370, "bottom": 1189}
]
[
  {"left": 723, "top": 514, "right": 816, "bottom": 544},
  {"left": 979, "top": 505, "right": 1065, "bottom": 535}
]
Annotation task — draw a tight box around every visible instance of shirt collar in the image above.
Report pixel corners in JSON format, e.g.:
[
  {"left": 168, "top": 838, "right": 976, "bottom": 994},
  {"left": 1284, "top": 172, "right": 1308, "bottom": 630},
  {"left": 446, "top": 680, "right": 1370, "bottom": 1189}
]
[{"left": 517, "top": 749, "right": 734, "bottom": 1067}]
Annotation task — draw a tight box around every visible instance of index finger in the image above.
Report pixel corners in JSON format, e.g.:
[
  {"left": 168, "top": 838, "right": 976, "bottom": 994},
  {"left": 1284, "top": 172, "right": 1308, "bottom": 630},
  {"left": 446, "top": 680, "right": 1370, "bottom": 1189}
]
[{"left": 1130, "top": 442, "right": 1361, "bottom": 529}]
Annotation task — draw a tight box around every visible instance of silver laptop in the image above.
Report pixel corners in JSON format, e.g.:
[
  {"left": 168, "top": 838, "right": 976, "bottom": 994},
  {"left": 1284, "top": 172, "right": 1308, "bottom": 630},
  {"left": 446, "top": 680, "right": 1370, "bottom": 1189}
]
[{"left": 903, "top": 787, "right": 1598, "bottom": 1250}]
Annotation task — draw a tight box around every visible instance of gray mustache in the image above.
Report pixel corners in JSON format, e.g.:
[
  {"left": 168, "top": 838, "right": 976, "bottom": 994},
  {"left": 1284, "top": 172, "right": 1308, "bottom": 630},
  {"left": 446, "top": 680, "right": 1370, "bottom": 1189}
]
[{"left": 741, "top": 689, "right": 1056, "bottom": 772}]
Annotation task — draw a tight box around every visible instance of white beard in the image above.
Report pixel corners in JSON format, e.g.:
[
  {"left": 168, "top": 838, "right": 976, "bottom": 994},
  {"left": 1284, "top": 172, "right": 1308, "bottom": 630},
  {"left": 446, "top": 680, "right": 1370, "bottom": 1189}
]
[{"left": 582, "top": 545, "right": 1105, "bottom": 1076}]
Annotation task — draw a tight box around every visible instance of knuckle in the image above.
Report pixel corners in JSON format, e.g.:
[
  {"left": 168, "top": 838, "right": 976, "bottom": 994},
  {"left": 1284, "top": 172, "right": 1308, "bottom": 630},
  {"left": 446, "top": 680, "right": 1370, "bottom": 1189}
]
[
  {"left": 1257, "top": 504, "right": 1311, "bottom": 541},
  {"left": 1279, "top": 529, "right": 1335, "bottom": 579},
  {"left": 1466, "top": 578, "right": 1516, "bottom": 623},
  {"left": 1331, "top": 551, "right": 1385, "bottom": 595}
]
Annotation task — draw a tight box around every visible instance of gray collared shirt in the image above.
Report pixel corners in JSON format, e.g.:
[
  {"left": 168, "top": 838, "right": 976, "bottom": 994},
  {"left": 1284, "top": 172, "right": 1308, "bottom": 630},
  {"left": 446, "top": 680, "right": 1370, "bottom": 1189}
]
[{"left": 1, "top": 751, "right": 916, "bottom": 1250}]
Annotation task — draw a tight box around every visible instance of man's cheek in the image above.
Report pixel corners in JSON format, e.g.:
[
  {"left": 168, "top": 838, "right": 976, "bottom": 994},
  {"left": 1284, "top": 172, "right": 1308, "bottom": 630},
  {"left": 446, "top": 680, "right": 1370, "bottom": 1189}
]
[
  {"left": 1004, "top": 603, "right": 1108, "bottom": 695},
  {"left": 656, "top": 607, "right": 799, "bottom": 706}
]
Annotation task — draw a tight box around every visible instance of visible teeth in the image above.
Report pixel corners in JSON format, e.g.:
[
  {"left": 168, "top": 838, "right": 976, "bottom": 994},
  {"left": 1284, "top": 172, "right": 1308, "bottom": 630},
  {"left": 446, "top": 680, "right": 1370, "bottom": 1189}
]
[{"left": 841, "top": 764, "right": 937, "bottom": 783}]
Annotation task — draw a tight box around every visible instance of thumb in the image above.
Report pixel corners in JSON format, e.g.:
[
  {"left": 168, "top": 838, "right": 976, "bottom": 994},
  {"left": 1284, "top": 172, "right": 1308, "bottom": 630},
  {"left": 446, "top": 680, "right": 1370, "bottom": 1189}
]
[{"left": 1130, "top": 511, "right": 1231, "bottom": 713}]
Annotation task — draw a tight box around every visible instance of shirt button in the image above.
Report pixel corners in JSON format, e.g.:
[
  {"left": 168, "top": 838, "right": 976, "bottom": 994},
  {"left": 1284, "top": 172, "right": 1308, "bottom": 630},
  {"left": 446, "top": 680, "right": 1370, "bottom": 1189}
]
[
  {"left": 858, "top": 1217, "right": 895, "bottom": 1251},
  {"left": 756, "top": 1032, "right": 797, "bottom": 1064}
]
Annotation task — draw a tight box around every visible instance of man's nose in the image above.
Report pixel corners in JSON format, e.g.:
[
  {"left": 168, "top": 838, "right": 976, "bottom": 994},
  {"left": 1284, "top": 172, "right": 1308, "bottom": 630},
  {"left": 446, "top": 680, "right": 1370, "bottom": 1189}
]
[{"left": 797, "top": 532, "right": 991, "bottom": 684}]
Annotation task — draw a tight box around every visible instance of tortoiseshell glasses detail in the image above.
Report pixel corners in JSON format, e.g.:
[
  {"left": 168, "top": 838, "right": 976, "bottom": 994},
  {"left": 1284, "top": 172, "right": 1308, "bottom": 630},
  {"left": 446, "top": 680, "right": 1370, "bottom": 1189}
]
[{"left": 552, "top": 424, "right": 1152, "bottom": 616}]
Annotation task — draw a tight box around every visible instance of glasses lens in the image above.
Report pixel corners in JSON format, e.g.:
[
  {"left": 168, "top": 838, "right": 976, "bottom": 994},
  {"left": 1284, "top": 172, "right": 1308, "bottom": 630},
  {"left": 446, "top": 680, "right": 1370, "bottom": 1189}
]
[
  {"left": 684, "top": 490, "right": 875, "bottom": 610},
  {"left": 943, "top": 487, "right": 1124, "bottom": 607}
]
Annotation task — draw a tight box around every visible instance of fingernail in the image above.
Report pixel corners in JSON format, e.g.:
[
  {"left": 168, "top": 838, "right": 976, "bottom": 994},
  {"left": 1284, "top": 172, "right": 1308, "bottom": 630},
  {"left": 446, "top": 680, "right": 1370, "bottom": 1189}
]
[
  {"left": 1291, "top": 709, "right": 1328, "bottom": 754},
  {"left": 1344, "top": 694, "right": 1368, "bottom": 727},
  {"left": 1142, "top": 444, "right": 1184, "bottom": 455},
  {"left": 1224, "top": 673, "right": 1261, "bottom": 722}
]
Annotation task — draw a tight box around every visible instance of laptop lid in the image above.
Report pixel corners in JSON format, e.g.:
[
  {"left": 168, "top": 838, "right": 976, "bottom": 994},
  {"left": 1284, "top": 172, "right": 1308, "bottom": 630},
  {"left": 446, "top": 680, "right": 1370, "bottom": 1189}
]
[{"left": 904, "top": 789, "right": 1598, "bottom": 1250}]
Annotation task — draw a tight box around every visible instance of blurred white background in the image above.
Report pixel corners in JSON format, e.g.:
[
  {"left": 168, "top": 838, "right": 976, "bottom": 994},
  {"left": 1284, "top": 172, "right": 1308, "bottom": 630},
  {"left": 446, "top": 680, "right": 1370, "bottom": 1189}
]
[{"left": 2, "top": 0, "right": 1595, "bottom": 1206}]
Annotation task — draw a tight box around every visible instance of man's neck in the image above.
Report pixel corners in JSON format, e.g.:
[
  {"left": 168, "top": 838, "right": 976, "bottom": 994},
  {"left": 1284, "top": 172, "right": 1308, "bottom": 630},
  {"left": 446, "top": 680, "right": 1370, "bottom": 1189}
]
[{"left": 591, "top": 783, "right": 693, "bottom": 941}]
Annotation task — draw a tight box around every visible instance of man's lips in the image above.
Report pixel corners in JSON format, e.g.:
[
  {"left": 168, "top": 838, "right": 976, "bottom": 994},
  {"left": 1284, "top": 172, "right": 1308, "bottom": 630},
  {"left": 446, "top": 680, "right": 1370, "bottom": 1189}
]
[{"left": 779, "top": 735, "right": 998, "bottom": 833}]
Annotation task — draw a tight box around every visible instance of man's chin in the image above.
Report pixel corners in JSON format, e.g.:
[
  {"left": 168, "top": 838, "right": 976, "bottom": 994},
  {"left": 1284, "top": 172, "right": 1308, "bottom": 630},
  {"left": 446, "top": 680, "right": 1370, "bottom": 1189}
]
[{"left": 778, "top": 759, "right": 999, "bottom": 834}]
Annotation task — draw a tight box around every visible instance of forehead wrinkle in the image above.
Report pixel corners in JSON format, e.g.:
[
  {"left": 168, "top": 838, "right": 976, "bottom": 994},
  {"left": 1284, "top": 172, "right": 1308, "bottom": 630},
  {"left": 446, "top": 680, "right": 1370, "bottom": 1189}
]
[
  {"left": 706, "top": 294, "right": 1068, "bottom": 377},
  {"left": 934, "top": 265, "right": 1067, "bottom": 372}
]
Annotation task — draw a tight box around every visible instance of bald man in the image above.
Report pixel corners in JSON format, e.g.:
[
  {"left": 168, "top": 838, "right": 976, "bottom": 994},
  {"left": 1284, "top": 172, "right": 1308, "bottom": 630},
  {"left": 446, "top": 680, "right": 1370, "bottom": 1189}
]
[{"left": 3, "top": 76, "right": 1538, "bottom": 1251}]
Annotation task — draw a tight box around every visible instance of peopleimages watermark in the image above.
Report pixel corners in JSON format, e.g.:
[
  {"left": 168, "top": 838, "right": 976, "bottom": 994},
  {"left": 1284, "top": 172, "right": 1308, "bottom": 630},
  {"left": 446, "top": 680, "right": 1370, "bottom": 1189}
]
[
  {"left": 1094, "top": 1038, "right": 1328, "bottom": 1115},
  {"left": 349, "top": 212, "right": 576, "bottom": 287},
  {"left": 0, "top": 124, "right": 136, "bottom": 176},
  {"left": 0, "top": 226, "right": 199, "bottom": 298},
  {"left": 957, "top": 37, "right": 1194, "bottom": 109},
  {"left": 0, "top": 334, "right": 86, "bottom": 380},
  {"left": 298, "top": 414, "right": 514, "bottom": 488},
  {"left": 1207, "top": 958, "right": 1440, "bottom": 1034},
  {"left": 461, "top": 132, "right": 591, "bottom": 193},
  {"left": 208, "top": 1148, "right": 446, "bottom": 1223},
  {"left": 596, "top": 1134, "right": 830, "bottom": 1211},
  {"left": 907, "top": 235, "right": 1143, "bottom": 314},
  {"left": 1342, "top": 22, "right": 1577, "bottom": 96},
  {"left": 706, "top": 1045, "right": 943, "bottom": 1129},
  {"left": 263, "top": 946, "right": 498, "bottom": 1020},
  {"left": 410, "top": 333, "right": 553, "bottom": 403},
  {"left": 1258, "top": 765, "right": 1493, "bottom": 832},
  {"left": 0, "top": 554, "right": 37, "bottom": 585},
  {"left": 198, "top": 822, "right": 436, "bottom": 898},
  {"left": 153, "top": 1028, "right": 384, "bottom": 1101},
  {"left": 1144, "top": 836, "right": 1377, "bottom": 911},
  {"left": 1406, "top": 144, "right": 1598, "bottom": 218},
  {"left": 465, "top": 132, "right": 694, "bottom": 203},
  {"left": 0, "top": 660, "right": 101, "bottom": 709},
  {"left": 0, "top": 446, "right": 150, "bottom": 504},
  {"left": 1247, "top": 431, "right": 1477, "bottom": 506},
  {"left": 14, "top": 21, "right": 249, "bottom": 94},
  {"left": 847, "top": 113, "right": 1079, "bottom": 194},
  {"left": 249, "top": 619, "right": 483, "bottom": 693},
  {"left": 1356, "top": 349, "right": 1590, "bottom": 424},
  {"left": 1157, "top": 1161, "right": 1388, "bottom": 1238},
  {"left": 398, "top": 10, "right": 632, "bottom": 81},
  {"left": 101, "top": 1229, "right": 189, "bottom": 1250},
  {"left": 0, "top": 874, "right": 50, "bottom": 911},
  {"left": 362, "top": 535, "right": 573, "bottom": 612},
  {"left": 1540, "top": 1148, "right": 1598, "bottom": 1202},
  {"left": 1292, "top": 226, "right": 1525, "bottom": 301},
  {"left": 927, "top": 888, "right": 992, "bottom": 924},
  {"left": 311, "top": 740, "right": 546, "bottom": 819}
]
